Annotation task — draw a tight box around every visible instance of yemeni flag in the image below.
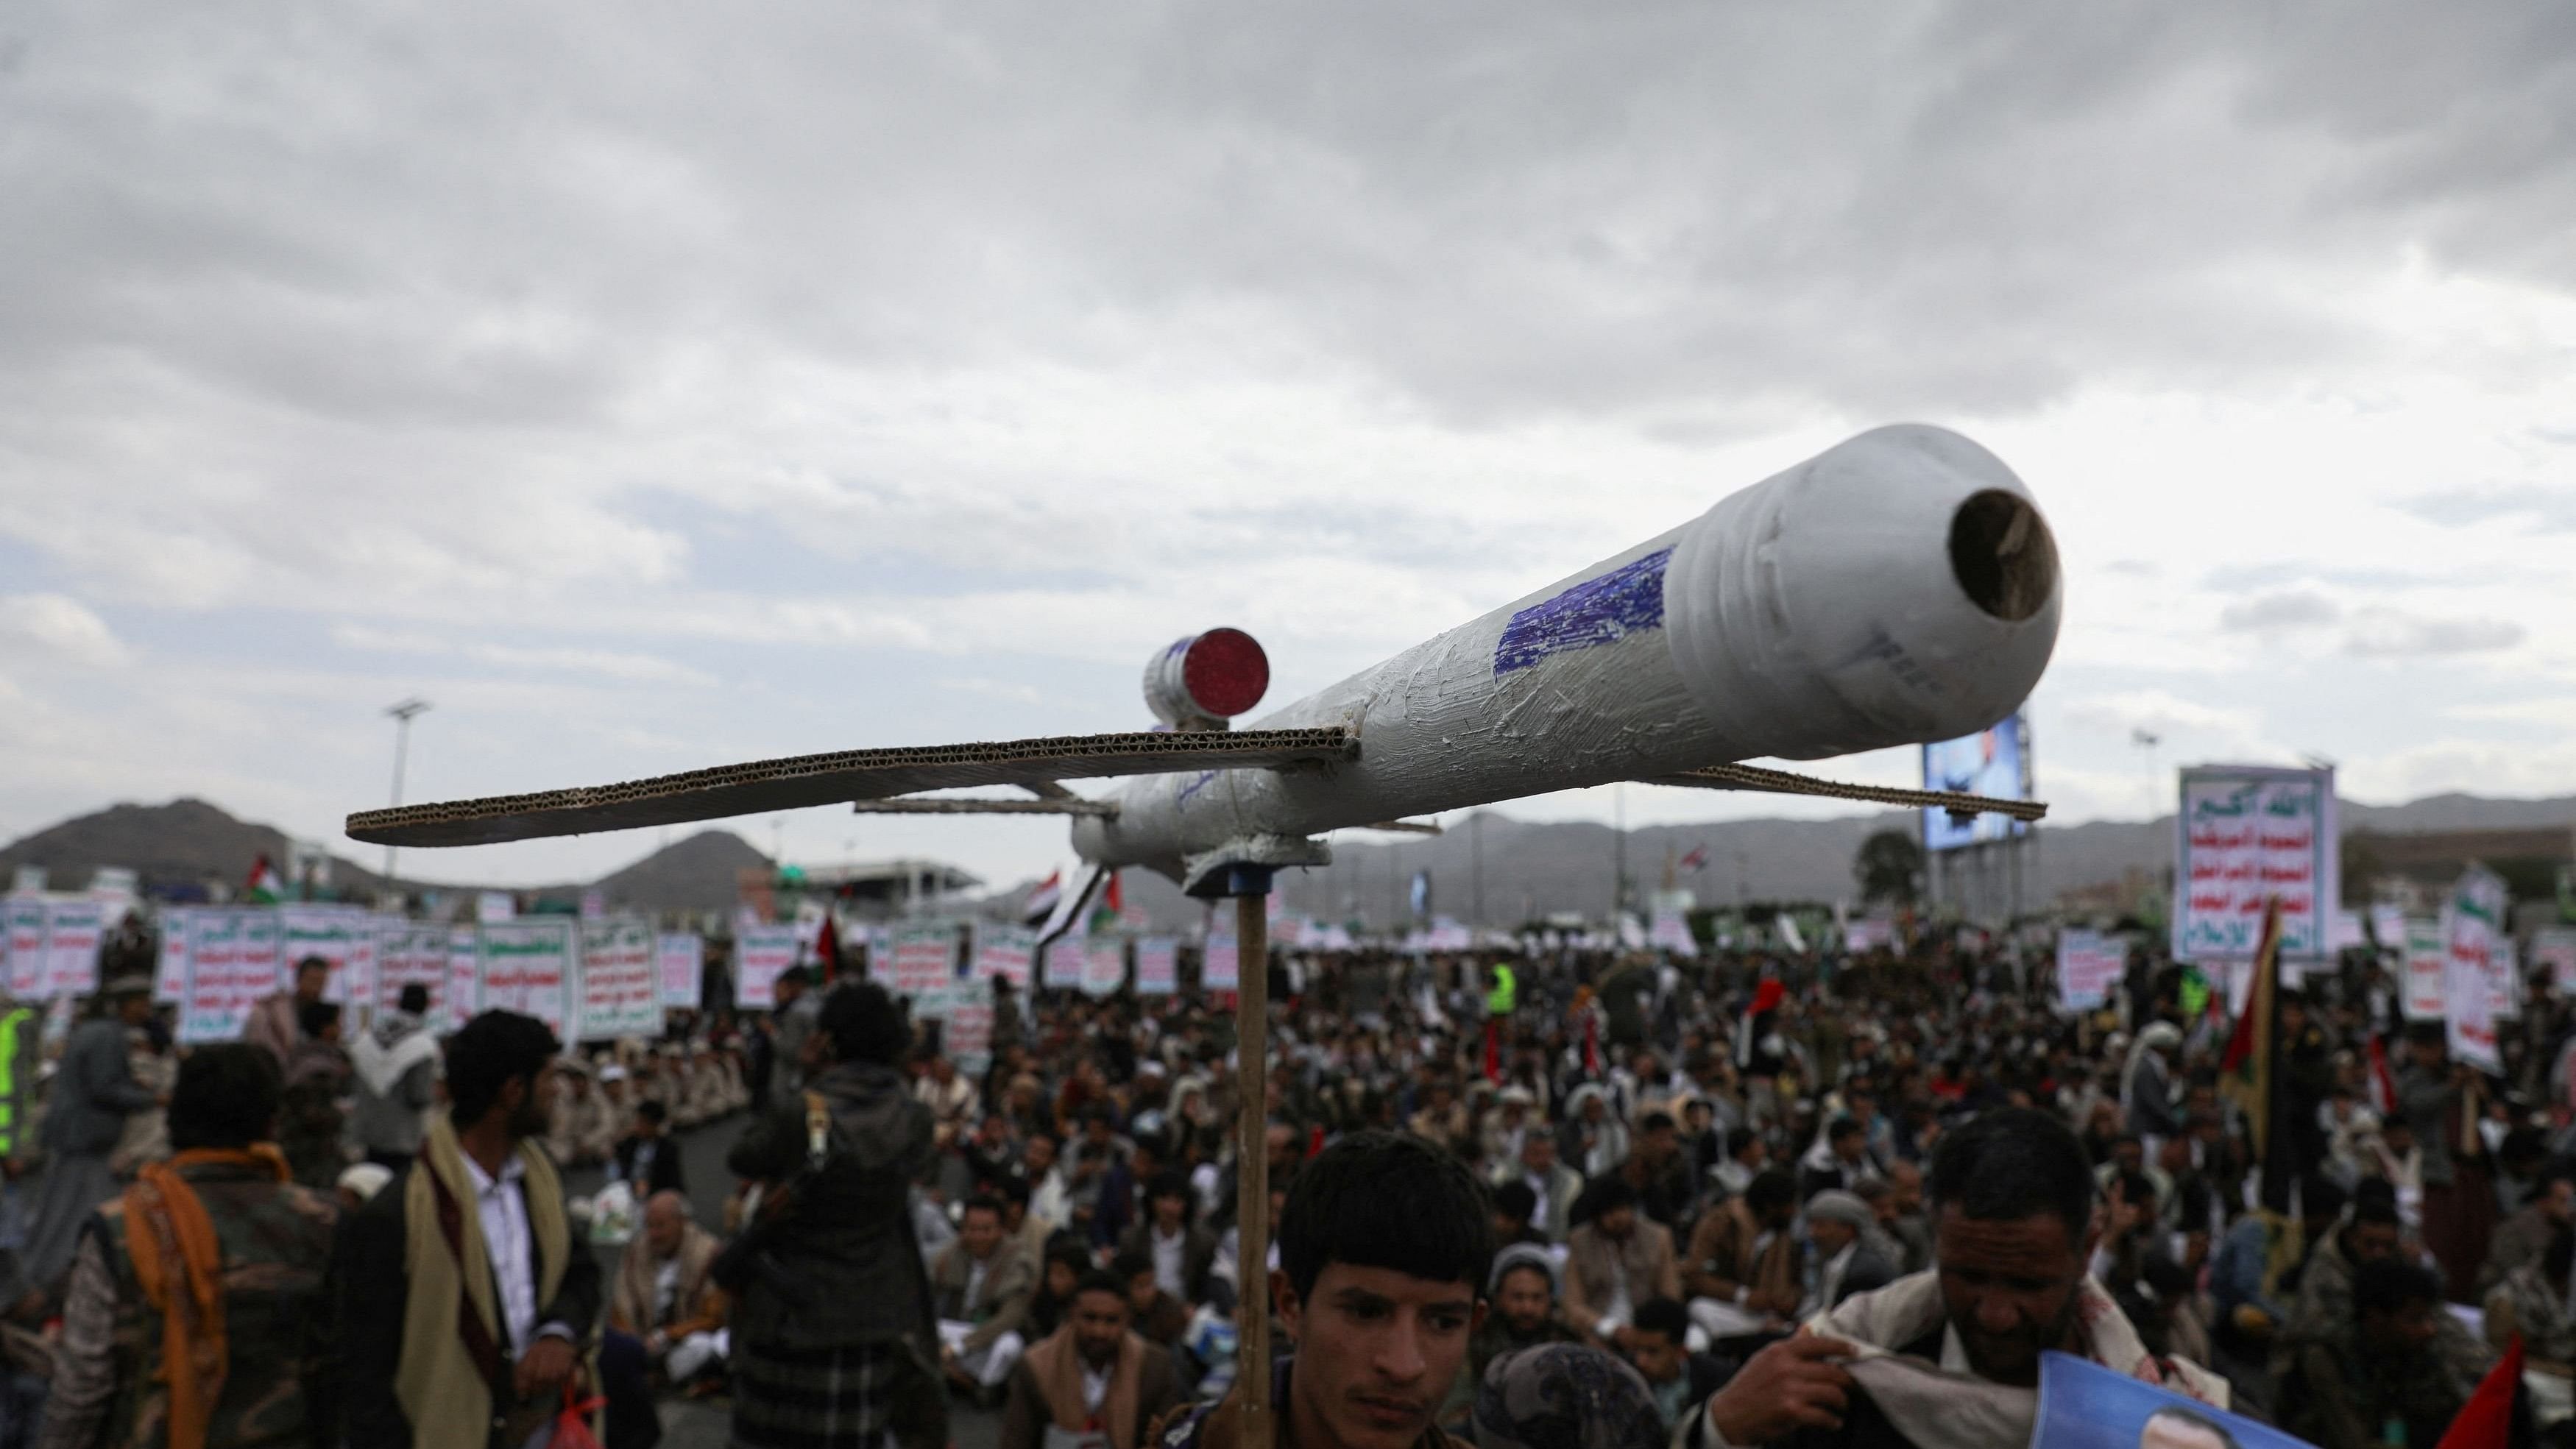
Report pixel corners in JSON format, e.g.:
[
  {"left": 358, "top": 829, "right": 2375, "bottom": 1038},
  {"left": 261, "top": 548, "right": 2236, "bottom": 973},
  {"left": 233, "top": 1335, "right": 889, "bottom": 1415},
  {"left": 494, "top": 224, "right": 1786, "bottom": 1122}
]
[
  {"left": 1680, "top": 845, "right": 1708, "bottom": 871},
  {"left": 1733, "top": 977, "right": 1787, "bottom": 1074},
  {"left": 2367, "top": 1035, "right": 2401, "bottom": 1117},
  {"left": 246, "top": 854, "right": 284, "bottom": 905},
  {"left": 2437, "top": 1333, "right": 2533, "bottom": 1449},
  {"left": 814, "top": 914, "right": 841, "bottom": 985},
  {"left": 2221, "top": 897, "right": 2293, "bottom": 1210},
  {"left": 1022, "top": 871, "right": 1062, "bottom": 928}
]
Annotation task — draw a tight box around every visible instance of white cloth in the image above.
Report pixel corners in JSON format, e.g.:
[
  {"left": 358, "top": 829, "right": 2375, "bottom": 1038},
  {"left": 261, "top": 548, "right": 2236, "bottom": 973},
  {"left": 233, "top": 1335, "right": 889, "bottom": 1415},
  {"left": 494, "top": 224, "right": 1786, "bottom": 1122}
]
[
  {"left": 938, "top": 1322, "right": 1024, "bottom": 1388},
  {"left": 461, "top": 1150, "right": 539, "bottom": 1353},
  {"left": 967, "top": 1255, "right": 990, "bottom": 1313},
  {"left": 1082, "top": 1363, "right": 1111, "bottom": 1414},
  {"left": 1151, "top": 1225, "right": 1186, "bottom": 1298},
  {"left": 666, "top": 1328, "right": 728, "bottom": 1381}
]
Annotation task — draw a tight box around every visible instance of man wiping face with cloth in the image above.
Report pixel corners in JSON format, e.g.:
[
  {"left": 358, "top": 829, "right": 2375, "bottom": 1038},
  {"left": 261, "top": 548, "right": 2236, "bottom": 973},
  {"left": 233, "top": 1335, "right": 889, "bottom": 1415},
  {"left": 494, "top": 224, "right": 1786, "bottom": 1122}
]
[{"left": 1683, "top": 1108, "right": 2227, "bottom": 1449}]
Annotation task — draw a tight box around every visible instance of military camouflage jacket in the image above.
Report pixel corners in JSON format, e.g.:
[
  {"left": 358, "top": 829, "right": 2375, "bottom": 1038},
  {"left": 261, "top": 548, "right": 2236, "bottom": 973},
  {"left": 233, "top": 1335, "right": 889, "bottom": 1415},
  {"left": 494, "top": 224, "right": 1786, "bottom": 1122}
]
[{"left": 40, "top": 1158, "right": 340, "bottom": 1449}]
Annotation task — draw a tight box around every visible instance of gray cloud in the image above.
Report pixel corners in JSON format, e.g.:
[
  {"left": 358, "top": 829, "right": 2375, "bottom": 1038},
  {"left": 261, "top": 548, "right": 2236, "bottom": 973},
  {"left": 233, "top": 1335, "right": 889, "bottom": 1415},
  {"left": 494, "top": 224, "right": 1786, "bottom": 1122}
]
[
  {"left": 2396, "top": 483, "right": 2576, "bottom": 531},
  {"left": 2343, "top": 610, "right": 2526, "bottom": 658},
  {"left": 2220, "top": 590, "right": 2340, "bottom": 631}
]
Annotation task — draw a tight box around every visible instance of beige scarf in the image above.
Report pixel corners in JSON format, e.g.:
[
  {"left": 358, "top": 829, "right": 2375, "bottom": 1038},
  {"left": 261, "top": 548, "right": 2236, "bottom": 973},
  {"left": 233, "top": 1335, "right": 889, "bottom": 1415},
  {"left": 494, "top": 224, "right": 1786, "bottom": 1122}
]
[
  {"left": 1024, "top": 1325, "right": 1149, "bottom": 1449},
  {"left": 396, "top": 1116, "right": 571, "bottom": 1449},
  {"left": 1727, "top": 1271, "right": 2229, "bottom": 1449}
]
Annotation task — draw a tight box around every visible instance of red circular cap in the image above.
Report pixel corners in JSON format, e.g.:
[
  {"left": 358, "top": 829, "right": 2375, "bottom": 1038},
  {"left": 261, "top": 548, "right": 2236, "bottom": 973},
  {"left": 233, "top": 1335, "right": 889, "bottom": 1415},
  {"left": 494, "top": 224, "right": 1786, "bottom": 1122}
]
[{"left": 1182, "top": 627, "right": 1269, "bottom": 718}]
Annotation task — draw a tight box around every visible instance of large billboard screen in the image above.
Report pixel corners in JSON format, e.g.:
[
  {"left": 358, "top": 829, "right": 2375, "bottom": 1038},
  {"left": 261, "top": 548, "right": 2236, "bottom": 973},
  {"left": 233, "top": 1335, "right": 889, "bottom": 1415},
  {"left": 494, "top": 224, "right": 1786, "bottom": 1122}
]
[{"left": 1922, "top": 712, "right": 2031, "bottom": 851}]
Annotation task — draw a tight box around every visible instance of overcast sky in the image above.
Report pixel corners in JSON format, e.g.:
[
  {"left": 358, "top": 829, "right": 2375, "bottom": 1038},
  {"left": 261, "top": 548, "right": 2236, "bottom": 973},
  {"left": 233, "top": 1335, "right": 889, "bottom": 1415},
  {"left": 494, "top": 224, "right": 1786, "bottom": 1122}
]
[{"left": 3, "top": 1, "right": 2572, "bottom": 893}]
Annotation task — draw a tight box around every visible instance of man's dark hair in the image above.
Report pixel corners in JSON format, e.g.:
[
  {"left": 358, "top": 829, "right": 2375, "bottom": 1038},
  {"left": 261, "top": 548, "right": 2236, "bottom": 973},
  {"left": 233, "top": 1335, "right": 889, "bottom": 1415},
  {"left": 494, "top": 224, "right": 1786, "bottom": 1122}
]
[
  {"left": 1075, "top": 1269, "right": 1130, "bottom": 1305},
  {"left": 2298, "top": 1175, "right": 2348, "bottom": 1225},
  {"left": 816, "top": 981, "right": 908, "bottom": 1066},
  {"left": 1632, "top": 1297, "right": 1689, "bottom": 1345},
  {"left": 1492, "top": 1181, "right": 1538, "bottom": 1221},
  {"left": 1641, "top": 1110, "right": 1676, "bottom": 1136},
  {"left": 1827, "top": 1115, "right": 1864, "bottom": 1144},
  {"left": 297, "top": 999, "right": 341, "bottom": 1038},
  {"left": 446, "top": 1010, "right": 563, "bottom": 1126},
  {"left": 962, "top": 1192, "right": 1004, "bottom": 1223},
  {"left": 398, "top": 982, "right": 431, "bottom": 1015},
  {"left": 1147, "top": 1169, "right": 1192, "bottom": 1214},
  {"left": 1726, "top": 1126, "right": 1761, "bottom": 1158},
  {"left": 994, "top": 1175, "right": 1032, "bottom": 1210},
  {"left": 167, "top": 1043, "right": 280, "bottom": 1152},
  {"left": 1925, "top": 1106, "right": 2094, "bottom": 1238},
  {"left": 293, "top": 955, "right": 330, "bottom": 980},
  {"left": 2350, "top": 1177, "right": 2401, "bottom": 1228},
  {"left": 1745, "top": 1169, "right": 1799, "bottom": 1216},
  {"left": 1279, "top": 1130, "right": 1493, "bottom": 1303},
  {"left": 1109, "top": 1249, "right": 1153, "bottom": 1283},
  {"left": 776, "top": 966, "right": 813, "bottom": 989},
  {"left": 637, "top": 1099, "right": 668, "bottom": 1126},
  {"left": 1586, "top": 1175, "right": 1640, "bottom": 1215},
  {"left": 2354, "top": 1257, "right": 2440, "bottom": 1317}
]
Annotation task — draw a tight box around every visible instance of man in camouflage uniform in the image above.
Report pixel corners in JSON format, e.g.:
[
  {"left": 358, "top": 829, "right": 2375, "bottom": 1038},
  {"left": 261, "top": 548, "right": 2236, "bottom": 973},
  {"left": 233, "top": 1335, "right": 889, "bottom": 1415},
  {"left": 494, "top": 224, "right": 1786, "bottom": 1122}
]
[{"left": 38, "top": 1044, "right": 339, "bottom": 1449}]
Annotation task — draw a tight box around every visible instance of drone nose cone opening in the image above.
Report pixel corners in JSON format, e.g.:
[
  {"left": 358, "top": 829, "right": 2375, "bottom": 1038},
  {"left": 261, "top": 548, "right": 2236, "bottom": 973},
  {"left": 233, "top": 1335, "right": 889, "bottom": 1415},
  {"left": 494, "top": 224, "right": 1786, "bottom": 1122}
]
[
  {"left": 1948, "top": 488, "right": 2058, "bottom": 625},
  {"left": 1145, "top": 628, "right": 1270, "bottom": 729}
]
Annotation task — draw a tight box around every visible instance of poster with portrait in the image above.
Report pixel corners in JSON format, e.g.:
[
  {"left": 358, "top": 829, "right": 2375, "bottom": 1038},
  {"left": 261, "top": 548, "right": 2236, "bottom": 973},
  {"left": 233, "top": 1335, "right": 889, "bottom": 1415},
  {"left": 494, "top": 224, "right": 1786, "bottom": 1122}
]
[{"left": 2034, "top": 1353, "right": 2310, "bottom": 1449}]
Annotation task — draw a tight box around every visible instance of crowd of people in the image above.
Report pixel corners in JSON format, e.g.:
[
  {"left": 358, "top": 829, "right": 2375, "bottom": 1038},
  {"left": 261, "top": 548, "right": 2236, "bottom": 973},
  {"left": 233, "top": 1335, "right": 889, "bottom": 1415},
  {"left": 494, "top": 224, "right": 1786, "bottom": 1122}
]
[{"left": 0, "top": 918, "right": 2566, "bottom": 1449}]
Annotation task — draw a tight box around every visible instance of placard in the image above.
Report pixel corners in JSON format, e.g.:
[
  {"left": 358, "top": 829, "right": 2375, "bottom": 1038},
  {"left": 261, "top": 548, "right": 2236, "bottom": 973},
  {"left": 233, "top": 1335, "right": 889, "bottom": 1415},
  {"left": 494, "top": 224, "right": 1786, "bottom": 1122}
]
[
  {"left": 179, "top": 908, "right": 281, "bottom": 1044},
  {"left": 2056, "top": 929, "right": 2124, "bottom": 1013},
  {"left": 2533, "top": 928, "right": 2576, "bottom": 994},
  {"left": 930, "top": 975, "right": 992, "bottom": 1075},
  {"left": 889, "top": 924, "right": 957, "bottom": 997},
  {"left": 2401, "top": 918, "right": 2446, "bottom": 1021},
  {"left": 577, "top": 918, "right": 660, "bottom": 1041},
  {"left": 1649, "top": 909, "right": 1698, "bottom": 958},
  {"left": 445, "top": 927, "right": 480, "bottom": 1032},
  {"left": 2370, "top": 904, "right": 2407, "bottom": 953},
  {"left": 155, "top": 907, "right": 195, "bottom": 1003},
  {"left": 375, "top": 924, "right": 450, "bottom": 1016},
  {"left": 44, "top": 899, "right": 106, "bottom": 1000},
  {"left": 1082, "top": 938, "right": 1125, "bottom": 997},
  {"left": 2034, "top": 1351, "right": 2307, "bottom": 1449},
  {"left": 1844, "top": 918, "right": 1894, "bottom": 953},
  {"left": 478, "top": 919, "right": 575, "bottom": 1040},
  {"left": 3, "top": 898, "right": 44, "bottom": 999},
  {"left": 972, "top": 924, "right": 1035, "bottom": 989},
  {"left": 733, "top": 924, "right": 799, "bottom": 1009},
  {"left": 2446, "top": 898, "right": 2503, "bottom": 1075},
  {"left": 1041, "top": 934, "right": 1086, "bottom": 990},
  {"left": 656, "top": 933, "right": 704, "bottom": 1009},
  {"left": 1203, "top": 932, "right": 1239, "bottom": 991},
  {"left": 1135, "top": 938, "right": 1178, "bottom": 996},
  {"left": 2172, "top": 765, "right": 2338, "bottom": 961}
]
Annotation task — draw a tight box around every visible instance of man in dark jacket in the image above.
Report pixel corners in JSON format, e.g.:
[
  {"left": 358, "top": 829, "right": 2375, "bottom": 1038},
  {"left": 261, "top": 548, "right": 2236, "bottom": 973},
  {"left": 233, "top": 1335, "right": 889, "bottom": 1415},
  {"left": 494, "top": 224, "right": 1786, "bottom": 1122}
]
[
  {"left": 613, "top": 1099, "right": 687, "bottom": 1200},
  {"left": 1629, "top": 1297, "right": 1734, "bottom": 1434},
  {"left": 725, "top": 980, "right": 946, "bottom": 1449},
  {"left": 336, "top": 1010, "right": 611, "bottom": 1449},
  {"left": 21, "top": 973, "right": 159, "bottom": 1298}
]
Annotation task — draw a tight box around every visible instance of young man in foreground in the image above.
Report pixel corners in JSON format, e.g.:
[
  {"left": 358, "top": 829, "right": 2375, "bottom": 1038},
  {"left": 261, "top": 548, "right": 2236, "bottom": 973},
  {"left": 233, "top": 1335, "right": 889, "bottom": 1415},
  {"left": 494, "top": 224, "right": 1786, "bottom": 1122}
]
[{"left": 1158, "top": 1130, "right": 1494, "bottom": 1449}]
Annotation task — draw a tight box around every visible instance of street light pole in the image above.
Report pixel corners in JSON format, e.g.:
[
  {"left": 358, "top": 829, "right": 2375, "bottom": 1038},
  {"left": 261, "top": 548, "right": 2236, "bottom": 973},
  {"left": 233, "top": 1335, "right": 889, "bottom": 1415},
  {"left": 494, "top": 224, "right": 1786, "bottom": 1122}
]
[{"left": 383, "top": 698, "right": 431, "bottom": 889}]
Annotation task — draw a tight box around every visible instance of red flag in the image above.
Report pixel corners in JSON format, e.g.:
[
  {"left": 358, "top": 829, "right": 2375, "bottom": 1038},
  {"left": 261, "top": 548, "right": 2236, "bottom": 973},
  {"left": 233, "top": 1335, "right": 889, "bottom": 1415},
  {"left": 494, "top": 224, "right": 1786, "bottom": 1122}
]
[
  {"left": 1483, "top": 1020, "right": 1502, "bottom": 1083},
  {"left": 2436, "top": 1333, "right": 2524, "bottom": 1449},
  {"left": 815, "top": 915, "right": 841, "bottom": 985},
  {"left": 1582, "top": 1009, "right": 1601, "bottom": 1076},
  {"left": 2367, "top": 1035, "right": 2399, "bottom": 1117},
  {"left": 1103, "top": 872, "right": 1124, "bottom": 916}
]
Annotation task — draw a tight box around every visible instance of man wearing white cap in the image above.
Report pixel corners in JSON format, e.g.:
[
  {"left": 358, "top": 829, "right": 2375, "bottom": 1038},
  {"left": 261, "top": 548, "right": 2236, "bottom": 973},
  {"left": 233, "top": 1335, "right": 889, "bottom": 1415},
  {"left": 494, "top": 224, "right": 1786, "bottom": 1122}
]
[
  {"left": 586, "top": 1063, "right": 632, "bottom": 1165},
  {"left": 1800, "top": 1191, "right": 1897, "bottom": 1317}
]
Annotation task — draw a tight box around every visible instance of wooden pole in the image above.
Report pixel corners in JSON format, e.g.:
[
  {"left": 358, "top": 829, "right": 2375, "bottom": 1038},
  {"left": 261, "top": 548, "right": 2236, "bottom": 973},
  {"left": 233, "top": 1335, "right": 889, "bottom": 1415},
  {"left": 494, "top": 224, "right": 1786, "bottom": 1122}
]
[{"left": 1234, "top": 891, "right": 1273, "bottom": 1449}]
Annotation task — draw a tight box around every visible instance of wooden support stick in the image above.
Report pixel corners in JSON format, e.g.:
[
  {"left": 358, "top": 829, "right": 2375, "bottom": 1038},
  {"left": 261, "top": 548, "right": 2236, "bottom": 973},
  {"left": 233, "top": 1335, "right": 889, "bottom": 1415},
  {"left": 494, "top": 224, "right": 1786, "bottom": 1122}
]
[{"left": 1234, "top": 891, "right": 1273, "bottom": 1449}]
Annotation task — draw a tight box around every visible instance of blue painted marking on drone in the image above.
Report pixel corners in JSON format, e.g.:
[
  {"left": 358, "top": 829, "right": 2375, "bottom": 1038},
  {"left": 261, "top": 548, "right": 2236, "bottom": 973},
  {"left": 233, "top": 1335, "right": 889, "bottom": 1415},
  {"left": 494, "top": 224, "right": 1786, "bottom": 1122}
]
[
  {"left": 1493, "top": 547, "right": 1672, "bottom": 674},
  {"left": 1175, "top": 770, "right": 1218, "bottom": 807}
]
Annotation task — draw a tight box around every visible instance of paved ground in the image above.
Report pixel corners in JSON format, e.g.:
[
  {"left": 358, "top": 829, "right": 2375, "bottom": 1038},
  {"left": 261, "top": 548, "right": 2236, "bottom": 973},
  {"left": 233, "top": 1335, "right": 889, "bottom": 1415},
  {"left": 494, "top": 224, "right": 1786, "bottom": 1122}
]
[{"left": 619, "top": 1113, "right": 1002, "bottom": 1449}]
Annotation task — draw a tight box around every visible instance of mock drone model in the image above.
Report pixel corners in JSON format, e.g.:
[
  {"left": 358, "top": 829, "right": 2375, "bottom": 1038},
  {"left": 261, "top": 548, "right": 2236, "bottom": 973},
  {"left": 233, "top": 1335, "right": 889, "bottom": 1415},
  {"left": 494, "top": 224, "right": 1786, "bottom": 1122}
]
[{"left": 348, "top": 422, "right": 2059, "bottom": 908}]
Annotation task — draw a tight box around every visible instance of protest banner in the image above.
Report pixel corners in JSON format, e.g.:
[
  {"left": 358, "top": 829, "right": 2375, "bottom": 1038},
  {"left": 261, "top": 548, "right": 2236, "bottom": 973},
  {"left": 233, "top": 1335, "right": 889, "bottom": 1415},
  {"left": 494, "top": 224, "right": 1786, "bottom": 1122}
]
[
  {"left": 2533, "top": 927, "right": 2576, "bottom": 994},
  {"left": 732, "top": 924, "right": 799, "bottom": 1008},
  {"left": 3, "top": 897, "right": 44, "bottom": 999},
  {"left": 1649, "top": 909, "right": 1698, "bottom": 958},
  {"left": 1041, "top": 933, "right": 1086, "bottom": 990},
  {"left": 1844, "top": 917, "right": 1894, "bottom": 953},
  {"left": 445, "top": 927, "right": 479, "bottom": 1032},
  {"left": 889, "top": 923, "right": 958, "bottom": 997},
  {"left": 971, "top": 924, "right": 1035, "bottom": 989},
  {"left": 178, "top": 908, "right": 279, "bottom": 1044},
  {"left": 375, "top": 923, "right": 450, "bottom": 1016},
  {"left": 656, "top": 933, "right": 703, "bottom": 1009},
  {"left": 2369, "top": 903, "right": 2407, "bottom": 953},
  {"left": 2033, "top": 1351, "right": 2304, "bottom": 1449},
  {"left": 478, "top": 919, "right": 574, "bottom": 1040},
  {"left": 2056, "top": 929, "right": 2123, "bottom": 1013},
  {"left": 45, "top": 899, "right": 105, "bottom": 999},
  {"left": 155, "top": 907, "right": 194, "bottom": 1003},
  {"left": 1082, "top": 938, "right": 1125, "bottom": 997},
  {"left": 277, "top": 905, "right": 377, "bottom": 1006},
  {"left": 2401, "top": 918, "right": 2446, "bottom": 1021},
  {"left": 2446, "top": 869, "right": 2505, "bottom": 1071},
  {"left": 1134, "top": 938, "right": 1178, "bottom": 996},
  {"left": 2172, "top": 765, "right": 2337, "bottom": 961},
  {"left": 476, "top": 892, "right": 514, "bottom": 924},
  {"left": 927, "top": 975, "right": 993, "bottom": 1074},
  {"left": 576, "top": 918, "right": 660, "bottom": 1041},
  {"left": 1203, "top": 930, "right": 1239, "bottom": 991}
]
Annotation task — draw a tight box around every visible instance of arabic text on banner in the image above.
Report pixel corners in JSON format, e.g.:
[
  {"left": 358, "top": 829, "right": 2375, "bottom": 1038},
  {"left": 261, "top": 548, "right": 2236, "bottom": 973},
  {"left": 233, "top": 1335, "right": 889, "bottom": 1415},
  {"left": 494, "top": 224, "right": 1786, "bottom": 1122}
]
[
  {"left": 972, "top": 924, "right": 1035, "bottom": 989},
  {"left": 478, "top": 919, "right": 574, "bottom": 1040},
  {"left": 733, "top": 924, "right": 799, "bottom": 1009},
  {"left": 656, "top": 934, "right": 704, "bottom": 1009},
  {"left": 1134, "top": 938, "right": 1178, "bottom": 996},
  {"left": 890, "top": 924, "right": 958, "bottom": 997},
  {"left": 277, "top": 905, "right": 378, "bottom": 1007},
  {"left": 1202, "top": 934, "right": 1239, "bottom": 991},
  {"left": 576, "top": 919, "right": 660, "bottom": 1041},
  {"left": 44, "top": 899, "right": 106, "bottom": 1000},
  {"left": 2446, "top": 868, "right": 2505, "bottom": 1072},
  {"left": 1082, "top": 938, "right": 1125, "bottom": 997},
  {"left": 155, "top": 907, "right": 195, "bottom": 1004},
  {"left": 445, "top": 928, "right": 478, "bottom": 1032},
  {"left": 2171, "top": 766, "right": 2338, "bottom": 961},
  {"left": 3, "top": 897, "right": 46, "bottom": 999},
  {"left": 2401, "top": 918, "right": 2446, "bottom": 1021},
  {"left": 933, "top": 976, "right": 993, "bottom": 1075},
  {"left": 2056, "top": 929, "right": 2123, "bottom": 1013},
  {"left": 178, "top": 908, "right": 280, "bottom": 1045},
  {"left": 1041, "top": 934, "right": 1086, "bottom": 990}
]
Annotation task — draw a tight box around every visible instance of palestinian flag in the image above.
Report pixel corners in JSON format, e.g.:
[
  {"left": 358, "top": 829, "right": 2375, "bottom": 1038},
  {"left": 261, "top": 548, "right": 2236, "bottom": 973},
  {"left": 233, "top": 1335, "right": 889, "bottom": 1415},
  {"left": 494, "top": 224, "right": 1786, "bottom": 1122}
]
[
  {"left": 1022, "top": 871, "right": 1062, "bottom": 928},
  {"left": 246, "top": 854, "right": 284, "bottom": 905},
  {"left": 2437, "top": 1333, "right": 2532, "bottom": 1449},
  {"left": 2221, "top": 897, "right": 2293, "bottom": 1209},
  {"left": 1089, "top": 871, "right": 1124, "bottom": 935}
]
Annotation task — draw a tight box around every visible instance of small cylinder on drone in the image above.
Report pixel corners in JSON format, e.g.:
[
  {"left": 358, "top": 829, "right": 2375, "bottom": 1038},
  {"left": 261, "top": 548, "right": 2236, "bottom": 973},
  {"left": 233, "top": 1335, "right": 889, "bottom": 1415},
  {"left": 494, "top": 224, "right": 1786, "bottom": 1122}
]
[{"left": 1142, "top": 628, "right": 1270, "bottom": 731}]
